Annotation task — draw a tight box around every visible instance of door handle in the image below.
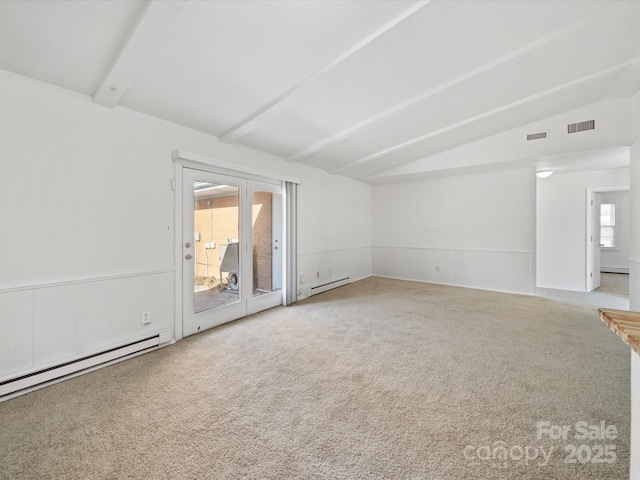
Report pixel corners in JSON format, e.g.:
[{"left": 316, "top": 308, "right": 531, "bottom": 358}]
[{"left": 185, "top": 254, "right": 193, "bottom": 260}]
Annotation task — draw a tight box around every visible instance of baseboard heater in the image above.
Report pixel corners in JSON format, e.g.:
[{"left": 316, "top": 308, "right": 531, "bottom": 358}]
[
  {"left": 0, "top": 334, "right": 161, "bottom": 400},
  {"left": 309, "top": 276, "right": 350, "bottom": 296},
  {"left": 600, "top": 268, "right": 629, "bottom": 274}
]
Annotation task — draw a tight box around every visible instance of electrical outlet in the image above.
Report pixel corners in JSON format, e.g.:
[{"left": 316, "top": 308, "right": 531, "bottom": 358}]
[
  {"left": 316, "top": 271, "right": 320, "bottom": 278},
  {"left": 435, "top": 266, "right": 440, "bottom": 272},
  {"left": 141, "top": 311, "right": 151, "bottom": 325}
]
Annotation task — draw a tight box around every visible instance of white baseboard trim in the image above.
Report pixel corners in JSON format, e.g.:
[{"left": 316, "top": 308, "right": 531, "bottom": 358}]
[
  {"left": 372, "top": 274, "right": 534, "bottom": 296},
  {"left": 349, "top": 274, "right": 372, "bottom": 283}
]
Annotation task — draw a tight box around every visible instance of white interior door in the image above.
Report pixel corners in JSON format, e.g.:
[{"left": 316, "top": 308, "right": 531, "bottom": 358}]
[
  {"left": 182, "top": 168, "right": 283, "bottom": 336},
  {"left": 587, "top": 190, "right": 601, "bottom": 292},
  {"left": 592, "top": 193, "right": 601, "bottom": 290}
]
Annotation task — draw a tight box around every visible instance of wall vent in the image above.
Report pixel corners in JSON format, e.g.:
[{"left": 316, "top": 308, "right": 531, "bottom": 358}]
[
  {"left": 526, "top": 132, "right": 547, "bottom": 141},
  {"left": 567, "top": 119, "right": 596, "bottom": 134}
]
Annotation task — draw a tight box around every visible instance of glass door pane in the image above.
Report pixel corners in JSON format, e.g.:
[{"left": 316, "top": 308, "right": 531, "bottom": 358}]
[
  {"left": 252, "top": 190, "right": 283, "bottom": 297},
  {"left": 193, "top": 180, "right": 240, "bottom": 313}
]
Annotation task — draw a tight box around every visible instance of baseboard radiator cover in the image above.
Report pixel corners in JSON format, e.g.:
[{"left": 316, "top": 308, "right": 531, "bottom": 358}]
[
  {"left": 0, "top": 335, "right": 163, "bottom": 400},
  {"left": 600, "top": 267, "right": 629, "bottom": 274},
  {"left": 309, "top": 276, "right": 350, "bottom": 296}
]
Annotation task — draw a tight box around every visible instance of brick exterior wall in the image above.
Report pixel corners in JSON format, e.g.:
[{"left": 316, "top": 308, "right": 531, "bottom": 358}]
[
  {"left": 193, "top": 190, "right": 272, "bottom": 292},
  {"left": 252, "top": 191, "right": 273, "bottom": 292}
]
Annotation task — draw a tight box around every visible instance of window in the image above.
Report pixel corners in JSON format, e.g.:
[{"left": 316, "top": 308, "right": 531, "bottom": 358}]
[{"left": 600, "top": 201, "right": 616, "bottom": 248}]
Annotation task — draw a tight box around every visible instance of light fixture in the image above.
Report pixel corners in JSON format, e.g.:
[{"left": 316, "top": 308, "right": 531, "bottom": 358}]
[{"left": 536, "top": 170, "right": 553, "bottom": 179}]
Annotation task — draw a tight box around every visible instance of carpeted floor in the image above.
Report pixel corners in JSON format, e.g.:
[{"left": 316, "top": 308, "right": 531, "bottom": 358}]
[
  {"left": 0, "top": 277, "right": 630, "bottom": 479},
  {"left": 538, "top": 273, "right": 629, "bottom": 311}
]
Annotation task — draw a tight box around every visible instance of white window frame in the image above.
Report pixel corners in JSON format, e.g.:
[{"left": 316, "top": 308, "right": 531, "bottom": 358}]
[{"left": 600, "top": 200, "right": 616, "bottom": 250}]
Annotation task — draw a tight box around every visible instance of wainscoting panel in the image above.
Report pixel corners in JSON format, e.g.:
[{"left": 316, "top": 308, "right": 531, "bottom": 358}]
[
  {"left": 33, "top": 286, "right": 78, "bottom": 368},
  {"left": 373, "top": 246, "right": 533, "bottom": 295},
  {"left": 297, "top": 246, "right": 372, "bottom": 298},
  {"left": 0, "top": 271, "right": 174, "bottom": 382},
  {"left": 0, "top": 290, "right": 34, "bottom": 377}
]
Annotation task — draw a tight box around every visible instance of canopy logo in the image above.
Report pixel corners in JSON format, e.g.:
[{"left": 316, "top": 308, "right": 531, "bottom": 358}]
[{"left": 463, "top": 442, "right": 554, "bottom": 467}]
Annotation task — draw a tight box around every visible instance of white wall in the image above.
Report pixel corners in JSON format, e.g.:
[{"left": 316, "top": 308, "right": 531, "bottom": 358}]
[
  {"left": 536, "top": 168, "right": 630, "bottom": 291},
  {"left": 629, "top": 91, "right": 640, "bottom": 480},
  {"left": 372, "top": 167, "right": 536, "bottom": 295},
  {"left": 0, "top": 70, "right": 372, "bottom": 381},
  {"left": 600, "top": 189, "right": 631, "bottom": 273},
  {"left": 297, "top": 170, "right": 372, "bottom": 295}
]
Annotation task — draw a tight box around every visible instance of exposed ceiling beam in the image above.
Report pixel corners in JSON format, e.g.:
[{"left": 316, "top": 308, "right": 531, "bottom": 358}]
[
  {"left": 288, "top": 1, "right": 628, "bottom": 164},
  {"left": 93, "top": 0, "right": 189, "bottom": 108},
  {"left": 330, "top": 60, "right": 636, "bottom": 176},
  {"left": 366, "top": 158, "right": 538, "bottom": 184},
  {"left": 217, "top": 0, "right": 430, "bottom": 144}
]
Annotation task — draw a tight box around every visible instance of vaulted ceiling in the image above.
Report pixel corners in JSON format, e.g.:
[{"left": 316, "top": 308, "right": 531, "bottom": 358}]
[{"left": 1, "top": 0, "right": 639, "bottom": 182}]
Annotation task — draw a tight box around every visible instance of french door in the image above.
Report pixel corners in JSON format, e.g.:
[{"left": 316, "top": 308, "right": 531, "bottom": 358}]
[{"left": 182, "top": 168, "right": 284, "bottom": 336}]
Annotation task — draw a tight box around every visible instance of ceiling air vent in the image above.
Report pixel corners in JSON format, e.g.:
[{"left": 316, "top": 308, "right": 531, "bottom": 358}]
[
  {"left": 567, "top": 119, "right": 596, "bottom": 134},
  {"left": 527, "top": 131, "right": 547, "bottom": 141}
]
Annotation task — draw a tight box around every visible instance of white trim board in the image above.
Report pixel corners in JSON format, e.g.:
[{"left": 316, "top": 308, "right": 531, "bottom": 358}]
[
  {"left": 373, "top": 245, "right": 531, "bottom": 255},
  {"left": 0, "top": 269, "right": 174, "bottom": 294},
  {"left": 372, "top": 274, "right": 534, "bottom": 297},
  {"left": 298, "top": 245, "right": 372, "bottom": 257},
  {"left": 172, "top": 150, "right": 300, "bottom": 185}
]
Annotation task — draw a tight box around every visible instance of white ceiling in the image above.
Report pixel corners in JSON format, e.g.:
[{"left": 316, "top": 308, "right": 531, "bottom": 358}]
[{"left": 1, "top": 0, "right": 639, "bottom": 182}]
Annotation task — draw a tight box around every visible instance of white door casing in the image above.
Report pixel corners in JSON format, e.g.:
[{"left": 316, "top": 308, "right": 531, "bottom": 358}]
[
  {"left": 180, "top": 168, "right": 284, "bottom": 337},
  {"left": 586, "top": 189, "right": 601, "bottom": 292}
]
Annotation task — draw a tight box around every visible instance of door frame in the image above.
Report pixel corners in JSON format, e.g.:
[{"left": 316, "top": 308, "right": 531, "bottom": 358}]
[
  {"left": 585, "top": 189, "right": 602, "bottom": 292},
  {"left": 172, "top": 150, "right": 299, "bottom": 341},
  {"left": 585, "top": 186, "right": 629, "bottom": 292}
]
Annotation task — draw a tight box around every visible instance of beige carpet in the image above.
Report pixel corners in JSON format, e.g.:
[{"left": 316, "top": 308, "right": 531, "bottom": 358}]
[
  {"left": 538, "top": 273, "right": 630, "bottom": 311},
  {"left": 0, "top": 277, "right": 630, "bottom": 479}
]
